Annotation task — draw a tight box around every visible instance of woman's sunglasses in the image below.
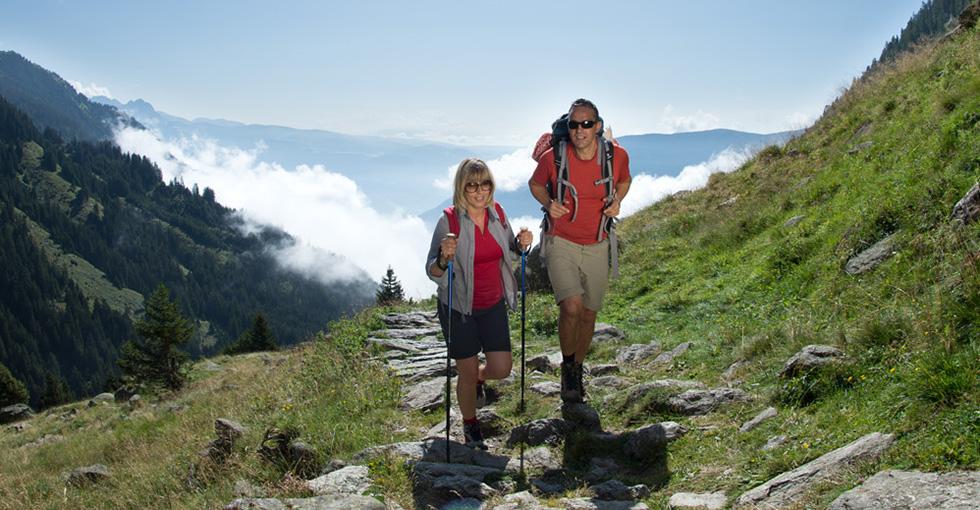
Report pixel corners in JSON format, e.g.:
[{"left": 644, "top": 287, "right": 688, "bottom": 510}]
[{"left": 464, "top": 180, "right": 493, "bottom": 192}]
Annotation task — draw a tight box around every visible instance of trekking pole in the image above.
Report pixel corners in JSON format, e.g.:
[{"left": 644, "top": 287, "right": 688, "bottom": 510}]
[
  {"left": 444, "top": 234, "right": 455, "bottom": 464},
  {"left": 519, "top": 244, "right": 528, "bottom": 475}
]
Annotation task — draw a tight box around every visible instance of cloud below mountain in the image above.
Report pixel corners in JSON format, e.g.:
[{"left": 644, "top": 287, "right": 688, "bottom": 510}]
[
  {"left": 620, "top": 147, "right": 752, "bottom": 217},
  {"left": 114, "top": 127, "right": 435, "bottom": 299},
  {"left": 434, "top": 147, "right": 536, "bottom": 193}
]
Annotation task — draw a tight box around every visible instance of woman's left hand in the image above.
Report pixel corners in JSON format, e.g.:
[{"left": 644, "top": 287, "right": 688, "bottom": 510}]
[{"left": 517, "top": 227, "right": 533, "bottom": 252}]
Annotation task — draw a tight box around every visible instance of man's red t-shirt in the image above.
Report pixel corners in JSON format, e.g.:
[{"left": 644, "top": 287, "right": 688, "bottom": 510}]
[
  {"left": 472, "top": 213, "right": 504, "bottom": 310},
  {"left": 531, "top": 143, "right": 631, "bottom": 245}
]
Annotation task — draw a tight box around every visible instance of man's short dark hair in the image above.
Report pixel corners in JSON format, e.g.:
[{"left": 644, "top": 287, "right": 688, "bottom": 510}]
[{"left": 569, "top": 98, "right": 600, "bottom": 120}]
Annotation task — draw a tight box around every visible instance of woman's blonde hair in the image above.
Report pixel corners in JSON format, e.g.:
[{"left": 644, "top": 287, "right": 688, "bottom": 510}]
[{"left": 452, "top": 157, "right": 496, "bottom": 213}]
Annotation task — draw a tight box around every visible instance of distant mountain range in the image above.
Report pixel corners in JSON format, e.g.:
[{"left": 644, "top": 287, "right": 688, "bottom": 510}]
[
  {"left": 420, "top": 128, "right": 797, "bottom": 223},
  {"left": 90, "top": 96, "right": 517, "bottom": 213}
]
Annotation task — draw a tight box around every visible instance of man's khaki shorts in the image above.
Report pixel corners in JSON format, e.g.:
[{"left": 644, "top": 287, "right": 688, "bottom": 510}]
[{"left": 544, "top": 235, "right": 609, "bottom": 311}]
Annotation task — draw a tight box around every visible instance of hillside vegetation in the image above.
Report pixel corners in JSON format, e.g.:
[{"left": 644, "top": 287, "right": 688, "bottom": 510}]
[{"left": 1, "top": 11, "right": 977, "bottom": 510}]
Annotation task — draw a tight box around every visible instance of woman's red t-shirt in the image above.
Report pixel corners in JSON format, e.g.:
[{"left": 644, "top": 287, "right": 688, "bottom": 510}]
[{"left": 472, "top": 213, "right": 503, "bottom": 310}]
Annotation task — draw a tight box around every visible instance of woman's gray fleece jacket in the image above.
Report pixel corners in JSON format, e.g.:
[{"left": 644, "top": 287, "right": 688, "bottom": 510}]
[{"left": 425, "top": 205, "right": 520, "bottom": 315}]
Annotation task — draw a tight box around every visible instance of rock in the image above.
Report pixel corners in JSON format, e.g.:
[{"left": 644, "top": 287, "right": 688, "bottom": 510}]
[
  {"left": 224, "top": 495, "right": 385, "bottom": 510},
  {"left": 779, "top": 344, "right": 846, "bottom": 378},
  {"left": 320, "top": 459, "right": 347, "bottom": 476},
  {"left": 847, "top": 141, "right": 873, "bottom": 154},
  {"left": 739, "top": 407, "right": 777, "bottom": 433},
  {"left": 379, "top": 326, "right": 441, "bottom": 340},
  {"left": 531, "top": 468, "right": 580, "bottom": 496},
  {"left": 216, "top": 418, "right": 247, "bottom": 443},
  {"left": 492, "top": 490, "right": 543, "bottom": 510},
  {"left": 381, "top": 311, "right": 437, "bottom": 328},
  {"left": 559, "top": 498, "right": 649, "bottom": 510},
  {"left": 622, "top": 422, "right": 686, "bottom": 462},
  {"left": 951, "top": 182, "right": 980, "bottom": 224},
  {"left": 8, "top": 421, "right": 30, "bottom": 432},
  {"left": 528, "top": 352, "right": 563, "bottom": 373},
  {"left": 615, "top": 342, "right": 662, "bottom": 365},
  {"left": 591, "top": 376, "right": 629, "bottom": 390},
  {"left": 651, "top": 342, "right": 691, "bottom": 365},
  {"left": 619, "top": 380, "right": 706, "bottom": 410},
  {"left": 308, "top": 465, "right": 371, "bottom": 496},
  {"left": 783, "top": 215, "right": 805, "bottom": 228},
  {"left": 507, "top": 446, "right": 561, "bottom": 472},
  {"left": 530, "top": 381, "right": 561, "bottom": 397},
  {"left": 365, "top": 337, "right": 421, "bottom": 353},
  {"left": 419, "top": 474, "right": 497, "bottom": 509},
  {"left": 202, "top": 360, "right": 223, "bottom": 371},
  {"left": 735, "top": 432, "right": 895, "bottom": 509},
  {"left": 593, "top": 323, "right": 626, "bottom": 343},
  {"left": 668, "top": 491, "right": 727, "bottom": 509},
  {"left": 844, "top": 235, "right": 897, "bottom": 275},
  {"left": 721, "top": 360, "right": 749, "bottom": 382},
  {"left": 827, "top": 470, "right": 980, "bottom": 510},
  {"left": 507, "top": 418, "right": 570, "bottom": 447},
  {"left": 1, "top": 403, "right": 33, "bottom": 424},
  {"left": 584, "top": 457, "right": 622, "bottom": 483},
  {"left": 561, "top": 402, "right": 602, "bottom": 431},
  {"left": 88, "top": 392, "right": 115, "bottom": 406},
  {"left": 66, "top": 464, "right": 111, "bottom": 487},
  {"left": 668, "top": 388, "right": 752, "bottom": 415},
  {"left": 287, "top": 441, "right": 318, "bottom": 476},
  {"left": 762, "top": 435, "right": 787, "bottom": 451},
  {"left": 400, "top": 377, "right": 446, "bottom": 412},
  {"left": 128, "top": 394, "right": 142, "bottom": 408},
  {"left": 114, "top": 386, "right": 136, "bottom": 403},
  {"left": 588, "top": 364, "right": 620, "bottom": 377},
  {"left": 592, "top": 479, "right": 650, "bottom": 500}
]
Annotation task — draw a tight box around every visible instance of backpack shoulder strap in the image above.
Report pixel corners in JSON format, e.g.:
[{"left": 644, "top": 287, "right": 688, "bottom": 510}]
[
  {"left": 493, "top": 202, "right": 506, "bottom": 228},
  {"left": 443, "top": 206, "right": 460, "bottom": 237}
]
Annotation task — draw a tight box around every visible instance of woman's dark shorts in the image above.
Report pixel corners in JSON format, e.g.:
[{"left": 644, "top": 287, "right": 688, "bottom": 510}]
[{"left": 437, "top": 299, "right": 511, "bottom": 360}]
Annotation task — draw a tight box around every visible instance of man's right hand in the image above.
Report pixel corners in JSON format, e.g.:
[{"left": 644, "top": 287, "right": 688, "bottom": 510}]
[{"left": 548, "top": 199, "right": 570, "bottom": 219}]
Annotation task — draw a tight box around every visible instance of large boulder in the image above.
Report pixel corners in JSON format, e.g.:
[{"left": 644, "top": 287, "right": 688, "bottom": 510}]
[
  {"left": 615, "top": 342, "right": 662, "bottom": 365},
  {"left": 65, "top": 464, "right": 111, "bottom": 487},
  {"left": 827, "top": 470, "right": 980, "bottom": 510},
  {"left": 779, "top": 345, "right": 846, "bottom": 378},
  {"left": 307, "top": 465, "right": 372, "bottom": 496},
  {"left": 593, "top": 323, "right": 627, "bottom": 343},
  {"left": 0, "top": 403, "right": 33, "bottom": 424},
  {"left": 735, "top": 432, "right": 895, "bottom": 509},
  {"left": 225, "top": 495, "right": 384, "bottom": 510}
]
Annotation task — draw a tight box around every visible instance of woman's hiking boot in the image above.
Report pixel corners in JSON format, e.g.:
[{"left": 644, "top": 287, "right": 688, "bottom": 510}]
[
  {"left": 463, "top": 420, "right": 488, "bottom": 450},
  {"left": 560, "top": 360, "right": 582, "bottom": 403}
]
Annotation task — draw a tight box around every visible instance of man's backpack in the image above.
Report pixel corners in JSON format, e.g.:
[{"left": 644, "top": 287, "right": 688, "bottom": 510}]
[{"left": 444, "top": 202, "right": 507, "bottom": 237}]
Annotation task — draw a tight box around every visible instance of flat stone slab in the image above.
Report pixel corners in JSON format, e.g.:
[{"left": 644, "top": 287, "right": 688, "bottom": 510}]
[
  {"left": 669, "top": 491, "right": 727, "bottom": 510},
  {"left": 827, "top": 470, "right": 980, "bottom": 510},
  {"left": 615, "top": 342, "right": 662, "bottom": 365},
  {"left": 400, "top": 377, "right": 447, "bottom": 412},
  {"left": 593, "top": 323, "right": 627, "bottom": 343},
  {"left": 307, "top": 465, "right": 371, "bottom": 496},
  {"left": 844, "top": 235, "right": 896, "bottom": 274},
  {"left": 739, "top": 407, "right": 777, "bottom": 433},
  {"left": 780, "top": 344, "right": 845, "bottom": 378},
  {"left": 668, "top": 388, "right": 752, "bottom": 415},
  {"left": 225, "top": 495, "right": 385, "bottom": 510},
  {"left": 735, "top": 432, "right": 895, "bottom": 509}
]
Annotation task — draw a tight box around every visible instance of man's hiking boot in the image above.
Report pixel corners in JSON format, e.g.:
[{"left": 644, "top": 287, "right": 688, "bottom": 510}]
[
  {"left": 475, "top": 381, "right": 487, "bottom": 408},
  {"left": 576, "top": 362, "right": 586, "bottom": 401},
  {"left": 560, "top": 360, "right": 582, "bottom": 403},
  {"left": 463, "top": 420, "right": 488, "bottom": 450}
]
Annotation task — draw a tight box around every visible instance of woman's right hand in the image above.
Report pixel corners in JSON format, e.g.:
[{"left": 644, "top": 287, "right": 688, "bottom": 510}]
[{"left": 439, "top": 234, "right": 457, "bottom": 266}]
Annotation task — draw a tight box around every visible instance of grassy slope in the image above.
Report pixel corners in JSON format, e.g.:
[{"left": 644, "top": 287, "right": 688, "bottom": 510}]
[{"left": 0, "top": 22, "right": 977, "bottom": 510}]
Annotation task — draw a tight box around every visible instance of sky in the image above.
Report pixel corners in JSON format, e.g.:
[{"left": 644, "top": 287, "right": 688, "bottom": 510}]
[
  {"left": 2, "top": 0, "right": 924, "bottom": 145},
  {"left": 1, "top": 1, "right": 927, "bottom": 299}
]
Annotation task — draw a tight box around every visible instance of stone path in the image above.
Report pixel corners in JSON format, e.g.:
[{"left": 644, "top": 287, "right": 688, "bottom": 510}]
[{"left": 224, "top": 313, "right": 979, "bottom": 510}]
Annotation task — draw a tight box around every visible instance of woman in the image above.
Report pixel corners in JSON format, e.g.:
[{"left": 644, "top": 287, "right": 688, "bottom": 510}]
[{"left": 426, "top": 157, "right": 532, "bottom": 449}]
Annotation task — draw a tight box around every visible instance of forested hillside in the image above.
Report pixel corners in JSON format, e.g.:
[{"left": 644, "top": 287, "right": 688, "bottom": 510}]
[{"left": 0, "top": 93, "right": 374, "bottom": 406}]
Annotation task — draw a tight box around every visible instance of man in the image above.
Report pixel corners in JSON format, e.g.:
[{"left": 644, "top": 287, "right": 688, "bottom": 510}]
[{"left": 528, "top": 98, "right": 631, "bottom": 403}]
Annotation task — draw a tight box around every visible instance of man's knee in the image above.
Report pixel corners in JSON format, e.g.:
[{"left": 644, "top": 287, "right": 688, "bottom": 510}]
[
  {"left": 560, "top": 296, "right": 585, "bottom": 318},
  {"left": 580, "top": 308, "right": 597, "bottom": 323}
]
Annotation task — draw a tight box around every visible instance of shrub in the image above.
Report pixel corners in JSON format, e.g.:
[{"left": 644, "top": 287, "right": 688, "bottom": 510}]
[{"left": 774, "top": 361, "right": 856, "bottom": 407}]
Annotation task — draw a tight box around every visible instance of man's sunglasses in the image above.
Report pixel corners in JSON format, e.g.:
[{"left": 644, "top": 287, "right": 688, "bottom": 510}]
[
  {"left": 464, "top": 180, "right": 493, "bottom": 192},
  {"left": 568, "top": 119, "right": 597, "bottom": 130}
]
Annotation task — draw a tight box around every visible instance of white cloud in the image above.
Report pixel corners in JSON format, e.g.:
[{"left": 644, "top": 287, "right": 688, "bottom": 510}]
[
  {"left": 620, "top": 147, "right": 752, "bottom": 217},
  {"left": 434, "top": 147, "right": 536, "bottom": 192},
  {"left": 70, "top": 80, "right": 113, "bottom": 99},
  {"left": 660, "top": 104, "right": 721, "bottom": 133},
  {"left": 113, "top": 127, "right": 435, "bottom": 299}
]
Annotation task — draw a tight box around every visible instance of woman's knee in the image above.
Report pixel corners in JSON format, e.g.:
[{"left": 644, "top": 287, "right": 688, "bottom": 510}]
[{"left": 483, "top": 353, "right": 513, "bottom": 379}]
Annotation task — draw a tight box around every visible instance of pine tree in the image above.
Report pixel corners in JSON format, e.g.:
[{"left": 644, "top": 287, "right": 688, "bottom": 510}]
[
  {"left": 224, "top": 313, "right": 278, "bottom": 354},
  {"left": 37, "top": 371, "right": 71, "bottom": 409},
  {"left": 0, "top": 362, "right": 29, "bottom": 407},
  {"left": 117, "top": 284, "right": 193, "bottom": 391},
  {"left": 376, "top": 266, "right": 405, "bottom": 306}
]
